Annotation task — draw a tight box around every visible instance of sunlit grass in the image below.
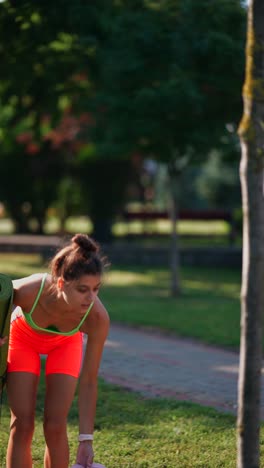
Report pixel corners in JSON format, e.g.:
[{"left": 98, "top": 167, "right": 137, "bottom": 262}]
[
  {"left": 1, "top": 374, "right": 264, "bottom": 467},
  {"left": 45, "top": 216, "right": 93, "bottom": 234},
  {"left": 183, "top": 279, "right": 240, "bottom": 300},
  {"left": 106, "top": 269, "right": 240, "bottom": 299},
  {"left": 0, "top": 254, "right": 256, "bottom": 467},
  {"left": 101, "top": 266, "right": 241, "bottom": 349},
  {"left": 0, "top": 216, "right": 230, "bottom": 237},
  {"left": 112, "top": 219, "right": 229, "bottom": 236},
  {"left": 0, "top": 218, "right": 14, "bottom": 233},
  {"left": 0, "top": 375, "right": 256, "bottom": 468},
  {"left": 0, "top": 253, "right": 44, "bottom": 276},
  {"left": 105, "top": 270, "right": 163, "bottom": 287}
]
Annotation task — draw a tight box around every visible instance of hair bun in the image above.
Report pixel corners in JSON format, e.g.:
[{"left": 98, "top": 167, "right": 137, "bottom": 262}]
[{"left": 71, "top": 234, "right": 98, "bottom": 253}]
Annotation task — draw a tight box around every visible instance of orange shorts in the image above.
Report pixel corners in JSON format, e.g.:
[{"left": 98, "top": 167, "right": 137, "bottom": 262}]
[{"left": 7, "top": 316, "right": 83, "bottom": 378}]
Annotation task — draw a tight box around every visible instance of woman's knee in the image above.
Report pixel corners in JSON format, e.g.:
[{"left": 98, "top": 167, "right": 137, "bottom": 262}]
[
  {"left": 43, "top": 417, "right": 67, "bottom": 442},
  {"left": 10, "top": 414, "right": 35, "bottom": 441}
]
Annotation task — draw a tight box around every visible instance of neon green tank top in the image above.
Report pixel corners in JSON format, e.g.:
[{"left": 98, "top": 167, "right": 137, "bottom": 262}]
[{"left": 23, "top": 273, "right": 93, "bottom": 336}]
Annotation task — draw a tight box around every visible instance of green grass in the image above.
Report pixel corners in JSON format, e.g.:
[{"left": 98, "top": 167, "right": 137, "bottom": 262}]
[
  {"left": 0, "top": 372, "right": 257, "bottom": 468},
  {"left": 0, "top": 253, "right": 241, "bottom": 349},
  {"left": 0, "top": 216, "right": 230, "bottom": 236},
  {"left": 101, "top": 266, "right": 241, "bottom": 349},
  {"left": 0, "top": 254, "right": 261, "bottom": 467}
]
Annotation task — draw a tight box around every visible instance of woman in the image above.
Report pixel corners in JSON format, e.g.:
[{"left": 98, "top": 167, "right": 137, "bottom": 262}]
[{"left": 3, "top": 233, "right": 110, "bottom": 468}]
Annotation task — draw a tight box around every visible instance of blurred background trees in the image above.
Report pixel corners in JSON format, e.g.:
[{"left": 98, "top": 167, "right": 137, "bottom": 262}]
[{"left": 0, "top": 0, "right": 246, "bottom": 240}]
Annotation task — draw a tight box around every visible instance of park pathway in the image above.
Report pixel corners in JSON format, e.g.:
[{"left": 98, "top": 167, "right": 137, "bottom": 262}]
[{"left": 95, "top": 323, "right": 264, "bottom": 418}]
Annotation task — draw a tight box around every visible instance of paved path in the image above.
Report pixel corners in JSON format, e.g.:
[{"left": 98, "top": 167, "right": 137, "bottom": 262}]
[{"left": 97, "top": 324, "right": 264, "bottom": 418}]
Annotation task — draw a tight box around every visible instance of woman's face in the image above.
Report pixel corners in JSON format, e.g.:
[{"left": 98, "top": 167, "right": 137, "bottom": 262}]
[{"left": 59, "top": 274, "right": 102, "bottom": 311}]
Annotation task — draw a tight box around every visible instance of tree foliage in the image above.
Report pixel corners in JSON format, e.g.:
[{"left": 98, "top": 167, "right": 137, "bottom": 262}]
[
  {"left": 0, "top": 0, "right": 90, "bottom": 232},
  {"left": 0, "top": 0, "right": 247, "bottom": 237},
  {"left": 93, "top": 0, "right": 246, "bottom": 160}
]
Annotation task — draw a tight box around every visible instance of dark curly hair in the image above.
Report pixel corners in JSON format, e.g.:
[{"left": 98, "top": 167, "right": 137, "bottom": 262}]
[{"left": 49, "top": 234, "right": 108, "bottom": 281}]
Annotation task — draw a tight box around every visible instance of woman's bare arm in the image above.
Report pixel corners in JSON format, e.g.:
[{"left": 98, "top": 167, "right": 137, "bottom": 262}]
[
  {"left": 75, "top": 298, "right": 109, "bottom": 466},
  {"left": 78, "top": 297, "right": 110, "bottom": 433}
]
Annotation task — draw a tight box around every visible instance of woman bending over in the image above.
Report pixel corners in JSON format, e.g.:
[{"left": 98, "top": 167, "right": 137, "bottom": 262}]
[{"left": 4, "top": 233, "right": 109, "bottom": 468}]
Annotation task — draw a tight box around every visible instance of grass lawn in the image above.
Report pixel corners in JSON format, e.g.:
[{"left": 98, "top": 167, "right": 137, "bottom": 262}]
[
  {"left": 0, "top": 372, "right": 254, "bottom": 468},
  {"left": 0, "top": 216, "right": 230, "bottom": 237},
  {"left": 102, "top": 266, "right": 241, "bottom": 350},
  {"left": 0, "top": 254, "right": 263, "bottom": 467}
]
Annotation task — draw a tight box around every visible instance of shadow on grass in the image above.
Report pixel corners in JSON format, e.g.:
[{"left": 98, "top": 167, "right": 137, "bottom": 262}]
[
  {"left": 24, "top": 362, "right": 235, "bottom": 433},
  {"left": 67, "top": 378, "right": 236, "bottom": 433},
  {"left": 0, "top": 368, "right": 240, "bottom": 468}
]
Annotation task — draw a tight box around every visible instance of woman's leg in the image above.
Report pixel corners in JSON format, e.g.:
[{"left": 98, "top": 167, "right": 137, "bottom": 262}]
[
  {"left": 43, "top": 373, "right": 78, "bottom": 468},
  {"left": 6, "top": 371, "right": 39, "bottom": 468},
  {"left": 43, "top": 332, "right": 82, "bottom": 467}
]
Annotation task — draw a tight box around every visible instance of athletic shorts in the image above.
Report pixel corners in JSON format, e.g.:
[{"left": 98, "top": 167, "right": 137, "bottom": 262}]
[{"left": 7, "top": 316, "right": 83, "bottom": 378}]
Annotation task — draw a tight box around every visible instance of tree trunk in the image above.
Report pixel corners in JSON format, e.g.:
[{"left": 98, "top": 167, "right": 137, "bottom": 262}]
[
  {"left": 7, "top": 204, "right": 31, "bottom": 234},
  {"left": 168, "top": 172, "right": 181, "bottom": 296},
  {"left": 34, "top": 215, "right": 45, "bottom": 235},
  {"left": 237, "top": 1, "right": 264, "bottom": 466},
  {"left": 91, "top": 217, "right": 113, "bottom": 244},
  {"left": 78, "top": 158, "right": 131, "bottom": 244},
  {"left": 238, "top": 137, "right": 264, "bottom": 468}
]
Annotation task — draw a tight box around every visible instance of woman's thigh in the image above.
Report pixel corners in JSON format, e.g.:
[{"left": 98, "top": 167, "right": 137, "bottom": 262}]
[
  {"left": 7, "top": 372, "right": 39, "bottom": 423},
  {"left": 44, "top": 373, "right": 78, "bottom": 424},
  {"left": 44, "top": 334, "right": 82, "bottom": 425}
]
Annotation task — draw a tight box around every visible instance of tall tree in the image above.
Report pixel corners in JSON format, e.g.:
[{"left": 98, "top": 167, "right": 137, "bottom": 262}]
[
  {"left": 0, "top": 0, "right": 91, "bottom": 232},
  {"left": 237, "top": 1, "right": 264, "bottom": 466},
  {"left": 0, "top": 0, "right": 246, "bottom": 243},
  {"left": 91, "top": 0, "right": 246, "bottom": 290}
]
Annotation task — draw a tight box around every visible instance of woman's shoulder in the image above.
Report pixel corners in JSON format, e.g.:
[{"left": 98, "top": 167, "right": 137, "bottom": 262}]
[
  {"left": 13, "top": 273, "right": 47, "bottom": 310},
  {"left": 81, "top": 296, "right": 110, "bottom": 337}
]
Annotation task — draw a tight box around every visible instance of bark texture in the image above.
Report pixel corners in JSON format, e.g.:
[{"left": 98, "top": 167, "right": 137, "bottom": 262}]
[{"left": 237, "top": 1, "right": 264, "bottom": 467}]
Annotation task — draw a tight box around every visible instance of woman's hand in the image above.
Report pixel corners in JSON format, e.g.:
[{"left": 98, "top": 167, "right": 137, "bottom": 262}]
[
  {"left": 76, "top": 440, "right": 94, "bottom": 468},
  {"left": 0, "top": 336, "right": 8, "bottom": 346}
]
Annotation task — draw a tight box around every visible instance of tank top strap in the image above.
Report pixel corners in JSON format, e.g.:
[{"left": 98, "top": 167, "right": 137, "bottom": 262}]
[
  {"left": 28, "top": 273, "right": 48, "bottom": 316},
  {"left": 77, "top": 300, "right": 94, "bottom": 329}
]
